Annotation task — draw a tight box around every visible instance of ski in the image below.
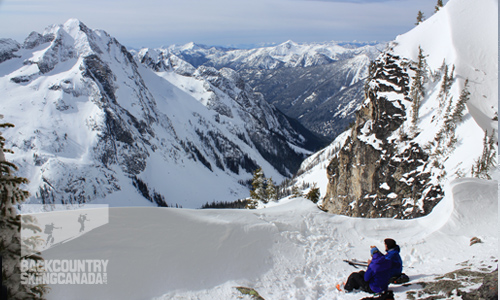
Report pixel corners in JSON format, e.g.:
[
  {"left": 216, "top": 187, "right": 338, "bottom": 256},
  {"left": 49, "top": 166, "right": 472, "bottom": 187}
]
[{"left": 343, "top": 259, "right": 368, "bottom": 268}]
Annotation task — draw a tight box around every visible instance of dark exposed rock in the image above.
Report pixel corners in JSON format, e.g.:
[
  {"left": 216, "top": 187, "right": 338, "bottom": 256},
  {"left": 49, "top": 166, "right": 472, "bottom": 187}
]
[
  {"left": 10, "top": 76, "right": 31, "bottom": 84},
  {"left": 98, "top": 107, "right": 149, "bottom": 175},
  {"left": 470, "top": 237, "right": 482, "bottom": 246},
  {"left": 83, "top": 54, "right": 117, "bottom": 103},
  {"left": 408, "top": 268, "right": 498, "bottom": 300},
  {"left": 461, "top": 268, "right": 498, "bottom": 300},
  {"left": 0, "top": 38, "right": 21, "bottom": 63},
  {"left": 35, "top": 32, "right": 76, "bottom": 74},
  {"left": 80, "top": 44, "right": 152, "bottom": 177},
  {"left": 23, "top": 32, "right": 53, "bottom": 49}
]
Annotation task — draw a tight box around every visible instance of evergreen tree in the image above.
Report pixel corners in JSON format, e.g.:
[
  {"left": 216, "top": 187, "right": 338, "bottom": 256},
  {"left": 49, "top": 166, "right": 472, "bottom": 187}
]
[
  {"left": 245, "top": 199, "right": 258, "bottom": 209},
  {"left": 364, "top": 61, "right": 377, "bottom": 98},
  {"left": 305, "top": 184, "right": 320, "bottom": 204},
  {"left": 415, "top": 11, "right": 425, "bottom": 25},
  {"left": 442, "top": 96, "right": 458, "bottom": 149},
  {"left": 432, "top": 59, "right": 447, "bottom": 81},
  {"left": 435, "top": 0, "right": 444, "bottom": 12},
  {"left": 471, "top": 130, "right": 497, "bottom": 180},
  {"left": 437, "top": 64, "right": 449, "bottom": 108},
  {"left": 410, "top": 46, "right": 428, "bottom": 130},
  {"left": 265, "top": 177, "right": 277, "bottom": 202},
  {"left": 437, "top": 63, "right": 455, "bottom": 110},
  {"left": 250, "top": 168, "right": 266, "bottom": 201},
  {"left": 452, "top": 79, "right": 470, "bottom": 123},
  {"left": 449, "top": 64, "right": 455, "bottom": 82},
  {"left": 291, "top": 186, "right": 302, "bottom": 198},
  {"left": 0, "top": 119, "right": 46, "bottom": 299}
]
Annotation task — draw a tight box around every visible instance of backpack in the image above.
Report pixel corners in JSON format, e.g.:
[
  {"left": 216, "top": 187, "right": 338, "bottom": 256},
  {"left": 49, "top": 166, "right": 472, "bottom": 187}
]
[{"left": 390, "top": 273, "right": 410, "bottom": 284}]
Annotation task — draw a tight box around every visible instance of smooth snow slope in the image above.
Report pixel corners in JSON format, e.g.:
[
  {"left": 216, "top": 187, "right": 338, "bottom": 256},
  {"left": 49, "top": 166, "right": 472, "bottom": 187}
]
[{"left": 31, "top": 175, "right": 497, "bottom": 300}]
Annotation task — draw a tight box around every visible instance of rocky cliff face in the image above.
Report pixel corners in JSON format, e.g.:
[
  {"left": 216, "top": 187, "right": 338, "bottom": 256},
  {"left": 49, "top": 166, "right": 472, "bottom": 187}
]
[{"left": 323, "top": 52, "right": 443, "bottom": 219}]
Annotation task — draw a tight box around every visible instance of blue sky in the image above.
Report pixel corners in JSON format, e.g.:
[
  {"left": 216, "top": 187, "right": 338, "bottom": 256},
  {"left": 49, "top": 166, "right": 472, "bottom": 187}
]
[{"left": 0, "top": 0, "right": 440, "bottom": 48}]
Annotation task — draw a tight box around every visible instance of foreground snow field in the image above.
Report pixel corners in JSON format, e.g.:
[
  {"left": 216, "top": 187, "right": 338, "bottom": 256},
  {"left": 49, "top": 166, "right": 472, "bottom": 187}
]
[{"left": 22, "top": 174, "right": 497, "bottom": 300}]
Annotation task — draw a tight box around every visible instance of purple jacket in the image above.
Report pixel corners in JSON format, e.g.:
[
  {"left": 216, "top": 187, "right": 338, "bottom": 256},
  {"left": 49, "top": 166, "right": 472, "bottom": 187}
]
[{"left": 364, "top": 252, "right": 392, "bottom": 293}]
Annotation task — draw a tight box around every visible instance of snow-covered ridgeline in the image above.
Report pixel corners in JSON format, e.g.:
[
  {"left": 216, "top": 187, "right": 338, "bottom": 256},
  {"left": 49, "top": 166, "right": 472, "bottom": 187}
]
[{"left": 160, "top": 40, "right": 384, "bottom": 70}]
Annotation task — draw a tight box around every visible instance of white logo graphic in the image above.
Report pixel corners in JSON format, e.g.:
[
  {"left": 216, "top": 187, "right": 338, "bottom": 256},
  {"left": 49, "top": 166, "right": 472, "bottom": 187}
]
[{"left": 20, "top": 204, "right": 109, "bottom": 285}]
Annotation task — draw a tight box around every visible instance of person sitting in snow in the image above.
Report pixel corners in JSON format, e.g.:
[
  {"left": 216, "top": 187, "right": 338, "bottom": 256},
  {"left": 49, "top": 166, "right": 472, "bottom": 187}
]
[
  {"left": 342, "top": 246, "right": 392, "bottom": 294},
  {"left": 382, "top": 238, "right": 403, "bottom": 282}
]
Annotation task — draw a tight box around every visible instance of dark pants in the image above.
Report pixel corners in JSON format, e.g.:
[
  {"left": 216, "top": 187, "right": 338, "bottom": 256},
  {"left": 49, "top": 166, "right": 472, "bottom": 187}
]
[{"left": 345, "top": 271, "right": 374, "bottom": 293}]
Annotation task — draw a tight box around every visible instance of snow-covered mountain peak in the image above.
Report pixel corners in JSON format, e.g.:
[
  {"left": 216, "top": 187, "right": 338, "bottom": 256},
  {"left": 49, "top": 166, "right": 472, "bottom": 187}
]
[
  {"left": 271, "top": 40, "right": 299, "bottom": 55},
  {"left": 163, "top": 39, "right": 383, "bottom": 71},
  {"left": 177, "top": 42, "right": 219, "bottom": 53},
  {"left": 282, "top": 39, "right": 297, "bottom": 46},
  {"left": 137, "top": 47, "right": 160, "bottom": 60},
  {"left": 42, "top": 18, "right": 100, "bottom": 54},
  {"left": 61, "top": 18, "right": 85, "bottom": 37},
  {"left": 14, "top": 19, "right": 122, "bottom": 76},
  {"left": 180, "top": 42, "right": 198, "bottom": 51}
]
